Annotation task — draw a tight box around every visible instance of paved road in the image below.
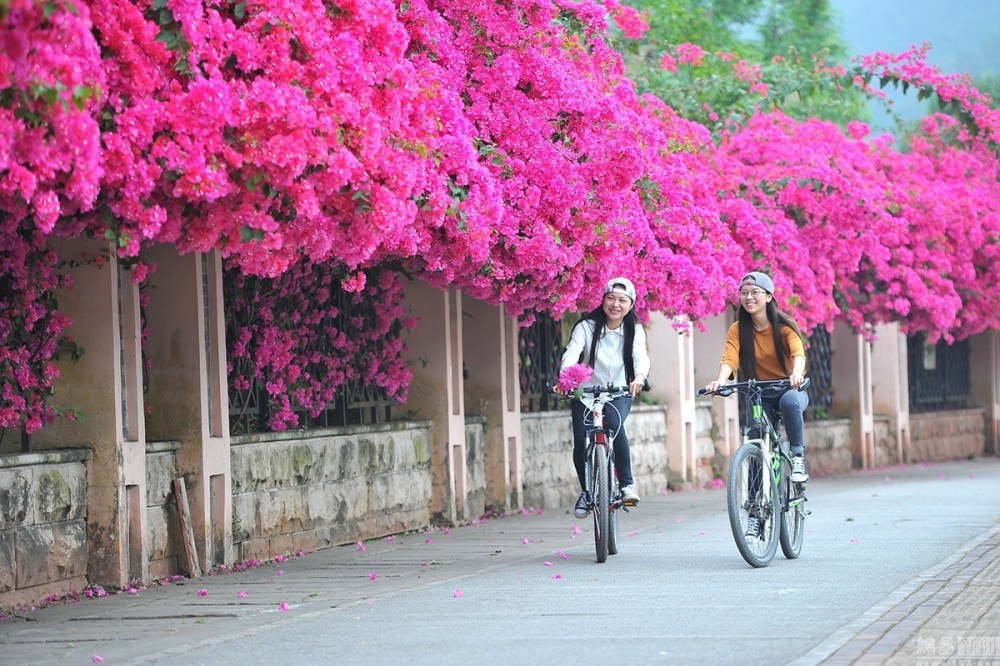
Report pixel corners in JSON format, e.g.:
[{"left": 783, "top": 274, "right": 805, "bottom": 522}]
[{"left": 2, "top": 457, "right": 998, "bottom": 665}]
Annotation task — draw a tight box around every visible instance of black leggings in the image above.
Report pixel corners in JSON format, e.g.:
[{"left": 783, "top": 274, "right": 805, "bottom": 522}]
[{"left": 571, "top": 396, "right": 634, "bottom": 491}]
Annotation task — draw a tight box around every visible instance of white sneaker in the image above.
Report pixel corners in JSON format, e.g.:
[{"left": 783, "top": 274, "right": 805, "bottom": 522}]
[
  {"left": 621, "top": 484, "right": 640, "bottom": 505},
  {"left": 791, "top": 455, "right": 809, "bottom": 483}
]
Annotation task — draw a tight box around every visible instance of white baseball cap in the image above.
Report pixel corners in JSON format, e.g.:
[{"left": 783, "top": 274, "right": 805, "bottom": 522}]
[{"left": 604, "top": 277, "right": 636, "bottom": 302}]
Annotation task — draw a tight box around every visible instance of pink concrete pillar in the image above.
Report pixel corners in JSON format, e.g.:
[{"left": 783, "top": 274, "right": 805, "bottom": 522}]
[
  {"left": 402, "top": 281, "right": 466, "bottom": 524},
  {"left": 693, "top": 312, "right": 740, "bottom": 461},
  {"left": 144, "top": 247, "right": 231, "bottom": 572},
  {"left": 871, "top": 323, "right": 910, "bottom": 463},
  {"left": 831, "top": 327, "right": 875, "bottom": 469},
  {"left": 970, "top": 332, "right": 1000, "bottom": 456},
  {"left": 35, "top": 237, "right": 148, "bottom": 586},
  {"left": 647, "top": 313, "right": 695, "bottom": 487},
  {"left": 462, "top": 299, "right": 522, "bottom": 513}
]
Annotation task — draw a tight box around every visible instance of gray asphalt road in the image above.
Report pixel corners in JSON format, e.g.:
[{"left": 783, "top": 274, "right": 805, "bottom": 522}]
[{"left": 129, "top": 458, "right": 1000, "bottom": 666}]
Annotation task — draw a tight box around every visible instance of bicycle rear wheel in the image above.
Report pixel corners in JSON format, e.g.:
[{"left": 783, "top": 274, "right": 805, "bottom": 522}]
[
  {"left": 593, "top": 443, "right": 610, "bottom": 563},
  {"left": 779, "top": 456, "right": 805, "bottom": 559},
  {"left": 727, "top": 443, "right": 779, "bottom": 568}
]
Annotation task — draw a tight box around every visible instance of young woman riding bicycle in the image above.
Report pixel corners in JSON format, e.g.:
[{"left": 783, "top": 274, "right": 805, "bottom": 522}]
[
  {"left": 704, "top": 271, "right": 811, "bottom": 486},
  {"left": 554, "top": 277, "right": 650, "bottom": 518}
]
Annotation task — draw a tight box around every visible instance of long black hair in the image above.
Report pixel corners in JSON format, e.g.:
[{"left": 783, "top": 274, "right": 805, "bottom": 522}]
[
  {"left": 572, "top": 302, "right": 640, "bottom": 383},
  {"left": 737, "top": 299, "right": 805, "bottom": 380}
]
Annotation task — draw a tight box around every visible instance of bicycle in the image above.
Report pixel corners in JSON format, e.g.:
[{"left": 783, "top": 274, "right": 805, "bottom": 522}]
[
  {"left": 559, "top": 384, "right": 641, "bottom": 563},
  {"left": 697, "top": 378, "right": 810, "bottom": 568}
]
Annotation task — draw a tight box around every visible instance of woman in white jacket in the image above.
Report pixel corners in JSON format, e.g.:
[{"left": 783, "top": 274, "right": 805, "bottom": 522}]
[{"left": 555, "top": 277, "right": 650, "bottom": 518}]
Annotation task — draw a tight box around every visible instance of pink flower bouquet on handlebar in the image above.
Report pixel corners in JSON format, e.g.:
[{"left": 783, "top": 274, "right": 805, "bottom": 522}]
[{"left": 557, "top": 363, "right": 593, "bottom": 397}]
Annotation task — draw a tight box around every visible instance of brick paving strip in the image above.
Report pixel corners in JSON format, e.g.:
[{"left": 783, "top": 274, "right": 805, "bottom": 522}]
[{"left": 794, "top": 523, "right": 1000, "bottom": 666}]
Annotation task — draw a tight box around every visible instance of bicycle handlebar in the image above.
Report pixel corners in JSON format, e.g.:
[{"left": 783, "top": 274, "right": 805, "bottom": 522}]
[
  {"left": 552, "top": 380, "right": 650, "bottom": 400},
  {"left": 696, "top": 377, "right": 810, "bottom": 398}
]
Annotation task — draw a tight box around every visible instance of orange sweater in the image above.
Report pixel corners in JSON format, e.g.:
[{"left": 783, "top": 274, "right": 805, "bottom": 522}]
[{"left": 720, "top": 322, "right": 806, "bottom": 380}]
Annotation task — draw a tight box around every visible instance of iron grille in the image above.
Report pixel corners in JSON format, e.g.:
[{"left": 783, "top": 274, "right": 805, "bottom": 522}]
[
  {"left": 519, "top": 315, "right": 564, "bottom": 412},
  {"left": 225, "top": 268, "right": 396, "bottom": 434},
  {"left": 805, "top": 327, "right": 833, "bottom": 420},
  {"left": 907, "top": 334, "right": 971, "bottom": 413}
]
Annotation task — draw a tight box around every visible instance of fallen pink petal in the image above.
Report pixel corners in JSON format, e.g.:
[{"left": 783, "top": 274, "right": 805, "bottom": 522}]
[
  {"left": 385, "top": 536, "right": 394, "bottom": 542},
  {"left": 850, "top": 538, "right": 862, "bottom": 544},
  {"left": 453, "top": 589, "right": 463, "bottom": 598},
  {"left": 275, "top": 555, "right": 287, "bottom": 563},
  {"left": 521, "top": 507, "right": 530, "bottom": 516},
  {"left": 443, "top": 528, "right": 452, "bottom": 535},
  {"left": 278, "top": 602, "right": 289, "bottom": 611},
  {"left": 369, "top": 572, "right": 378, "bottom": 580},
  {"left": 630, "top": 530, "right": 638, "bottom": 537},
  {"left": 425, "top": 538, "right": 433, "bottom": 544},
  {"left": 544, "top": 561, "right": 552, "bottom": 566},
  {"left": 93, "top": 657, "right": 104, "bottom": 664},
  {"left": 356, "top": 541, "right": 366, "bottom": 552},
  {"left": 552, "top": 574, "right": 562, "bottom": 579},
  {"left": 884, "top": 476, "right": 891, "bottom": 482},
  {"left": 197, "top": 589, "right": 208, "bottom": 597},
  {"left": 557, "top": 551, "right": 569, "bottom": 560},
  {"left": 521, "top": 538, "right": 529, "bottom": 545},
  {"left": 238, "top": 591, "right": 247, "bottom": 598},
  {"left": 571, "top": 525, "right": 582, "bottom": 535}
]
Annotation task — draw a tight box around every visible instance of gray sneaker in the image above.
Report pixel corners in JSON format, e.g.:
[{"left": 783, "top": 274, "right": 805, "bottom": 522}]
[
  {"left": 791, "top": 455, "right": 809, "bottom": 483},
  {"left": 574, "top": 491, "right": 591, "bottom": 519},
  {"left": 745, "top": 516, "right": 762, "bottom": 539}
]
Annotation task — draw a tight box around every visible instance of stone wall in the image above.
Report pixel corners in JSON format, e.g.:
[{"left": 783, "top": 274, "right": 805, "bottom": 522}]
[
  {"left": 0, "top": 450, "right": 89, "bottom": 609},
  {"left": 230, "top": 422, "right": 433, "bottom": 561},
  {"left": 145, "top": 442, "right": 181, "bottom": 580},
  {"left": 909, "top": 409, "right": 985, "bottom": 462},
  {"left": 520, "top": 405, "right": 669, "bottom": 511}
]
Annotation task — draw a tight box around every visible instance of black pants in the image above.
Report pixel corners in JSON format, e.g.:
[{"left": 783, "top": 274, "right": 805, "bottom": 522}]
[{"left": 571, "top": 396, "right": 634, "bottom": 491}]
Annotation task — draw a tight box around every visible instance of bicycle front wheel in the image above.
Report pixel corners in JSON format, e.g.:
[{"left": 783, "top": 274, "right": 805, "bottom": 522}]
[
  {"left": 608, "top": 457, "right": 619, "bottom": 556},
  {"left": 727, "top": 443, "right": 780, "bottom": 568},
  {"left": 779, "top": 456, "right": 805, "bottom": 559},
  {"left": 593, "top": 443, "right": 610, "bottom": 563}
]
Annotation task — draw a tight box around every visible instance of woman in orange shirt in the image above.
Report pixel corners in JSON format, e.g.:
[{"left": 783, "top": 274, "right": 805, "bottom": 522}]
[{"left": 705, "top": 271, "right": 810, "bottom": 484}]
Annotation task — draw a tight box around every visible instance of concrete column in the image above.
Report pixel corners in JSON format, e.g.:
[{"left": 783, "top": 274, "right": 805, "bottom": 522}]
[
  {"left": 693, "top": 312, "right": 740, "bottom": 461},
  {"left": 36, "top": 238, "right": 147, "bottom": 586},
  {"left": 402, "top": 281, "right": 465, "bottom": 524},
  {"left": 871, "top": 323, "right": 910, "bottom": 463},
  {"left": 462, "top": 300, "right": 522, "bottom": 513},
  {"left": 647, "top": 313, "right": 694, "bottom": 487},
  {"left": 969, "top": 332, "right": 1000, "bottom": 456},
  {"left": 831, "top": 327, "right": 875, "bottom": 469},
  {"left": 143, "top": 247, "right": 231, "bottom": 572}
]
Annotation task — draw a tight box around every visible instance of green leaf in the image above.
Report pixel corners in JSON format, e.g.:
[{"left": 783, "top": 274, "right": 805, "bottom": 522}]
[
  {"left": 240, "top": 225, "right": 265, "bottom": 242},
  {"left": 234, "top": 2, "right": 246, "bottom": 20}
]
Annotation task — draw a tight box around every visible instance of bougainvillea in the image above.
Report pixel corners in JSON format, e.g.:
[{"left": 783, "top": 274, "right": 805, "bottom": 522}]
[
  {"left": 4, "top": 0, "right": 1000, "bottom": 432},
  {"left": 225, "top": 262, "right": 413, "bottom": 432},
  {"left": 0, "top": 0, "right": 103, "bottom": 431}
]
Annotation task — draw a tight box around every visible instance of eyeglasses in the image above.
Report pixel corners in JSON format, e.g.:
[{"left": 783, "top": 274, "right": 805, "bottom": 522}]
[{"left": 738, "top": 289, "right": 768, "bottom": 300}]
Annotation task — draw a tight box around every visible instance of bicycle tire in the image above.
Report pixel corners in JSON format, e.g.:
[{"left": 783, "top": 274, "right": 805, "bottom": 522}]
[
  {"left": 608, "top": 458, "right": 619, "bottom": 556},
  {"left": 593, "top": 443, "right": 610, "bottom": 563},
  {"left": 727, "top": 443, "right": 779, "bottom": 568},
  {"left": 779, "top": 456, "right": 805, "bottom": 559}
]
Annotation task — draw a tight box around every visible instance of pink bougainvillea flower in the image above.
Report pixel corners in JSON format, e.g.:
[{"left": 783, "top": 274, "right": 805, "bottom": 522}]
[
  {"left": 452, "top": 589, "right": 463, "bottom": 598},
  {"left": 544, "top": 561, "right": 553, "bottom": 567},
  {"left": 521, "top": 507, "right": 530, "bottom": 516},
  {"left": 443, "top": 528, "right": 451, "bottom": 536},
  {"left": 385, "top": 536, "right": 394, "bottom": 542},
  {"left": 369, "top": 573, "right": 378, "bottom": 581},
  {"left": 557, "top": 364, "right": 594, "bottom": 393},
  {"left": 425, "top": 538, "right": 433, "bottom": 544},
  {"left": 521, "top": 538, "right": 529, "bottom": 545},
  {"left": 557, "top": 551, "right": 569, "bottom": 560},
  {"left": 552, "top": 574, "right": 563, "bottom": 580},
  {"left": 93, "top": 657, "right": 104, "bottom": 664},
  {"left": 278, "top": 602, "right": 289, "bottom": 611},
  {"left": 571, "top": 526, "right": 582, "bottom": 535},
  {"left": 356, "top": 541, "right": 366, "bottom": 552},
  {"left": 275, "top": 555, "right": 287, "bottom": 563},
  {"left": 238, "top": 591, "right": 247, "bottom": 598},
  {"left": 197, "top": 589, "right": 208, "bottom": 597}
]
